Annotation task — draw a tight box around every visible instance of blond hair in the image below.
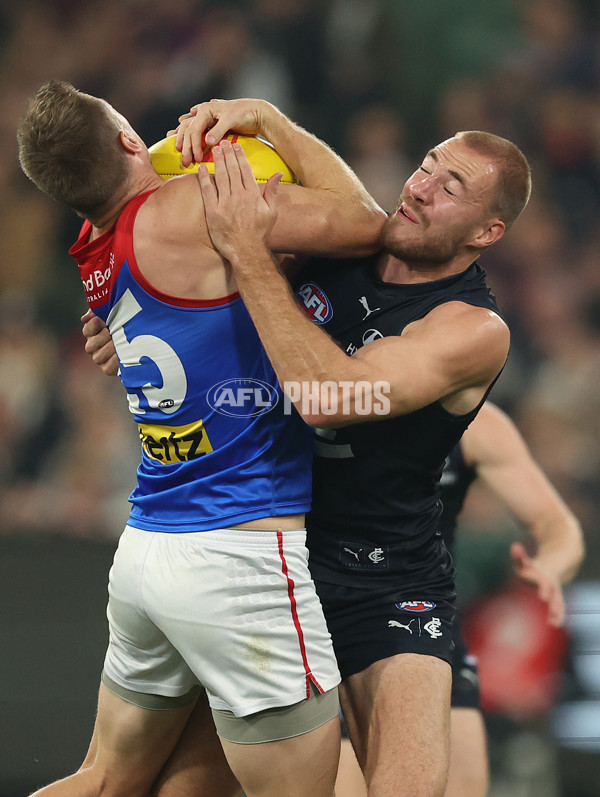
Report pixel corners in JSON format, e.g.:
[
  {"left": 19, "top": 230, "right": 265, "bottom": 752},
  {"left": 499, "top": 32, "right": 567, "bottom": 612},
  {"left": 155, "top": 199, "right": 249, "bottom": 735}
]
[
  {"left": 456, "top": 130, "right": 532, "bottom": 228},
  {"left": 17, "top": 80, "right": 129, "bottom": 216}
]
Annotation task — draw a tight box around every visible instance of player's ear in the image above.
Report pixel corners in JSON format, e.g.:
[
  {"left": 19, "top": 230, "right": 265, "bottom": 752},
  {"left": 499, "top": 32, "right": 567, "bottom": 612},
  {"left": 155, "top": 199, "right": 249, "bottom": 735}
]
[
  {"left": 471, "top": 218, "right": 505, "bottom": 249},
  {"left": 119, "top": 130, "right": 143, "bottom": 154}
]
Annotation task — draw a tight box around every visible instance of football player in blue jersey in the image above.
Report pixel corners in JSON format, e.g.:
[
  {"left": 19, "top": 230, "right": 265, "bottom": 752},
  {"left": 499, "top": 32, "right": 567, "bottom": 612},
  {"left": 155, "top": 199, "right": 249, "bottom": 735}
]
[
  {"left": 17, "top": 83, "right": 385, "bottom": 797},
  {"left": 80, "top": 100, "right": 576, "bottom": 797},
  {"left": 80, "top": 97, "right": 531, "bottom": 797}
]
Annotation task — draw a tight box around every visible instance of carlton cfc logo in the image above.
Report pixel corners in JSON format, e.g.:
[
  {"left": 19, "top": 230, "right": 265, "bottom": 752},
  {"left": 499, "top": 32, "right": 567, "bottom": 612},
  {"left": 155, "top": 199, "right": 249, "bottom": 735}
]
[
  {"left": 396, "top": 601, "right": 437, "bottom": 613},
  {"left": 296, "top": 282, "right": 333, "bottom": 324}
]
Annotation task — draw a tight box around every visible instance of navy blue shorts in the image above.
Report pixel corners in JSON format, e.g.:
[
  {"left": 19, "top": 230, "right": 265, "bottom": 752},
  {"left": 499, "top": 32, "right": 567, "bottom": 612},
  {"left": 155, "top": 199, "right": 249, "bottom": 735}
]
[
  {"left": 315, "top": 580, "right": 456, "bottom": 681},
  {"left": 450, "top": 615, "right": 481, "bottom": 709},
  {"left": 339, "top": 611, "right": 480, "bottom": 739}
]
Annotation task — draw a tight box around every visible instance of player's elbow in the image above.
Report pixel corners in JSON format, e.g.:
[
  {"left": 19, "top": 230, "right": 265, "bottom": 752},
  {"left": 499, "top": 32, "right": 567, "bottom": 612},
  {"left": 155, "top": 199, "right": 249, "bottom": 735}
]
[
  {"left": 314, "top": 204, "right": 386, "bottom": 257},
  {"left": 351, "top": 203, "right": 387, "bottom": 255},
  {"left": 561, "top": 512, "right": 586, "bottom": 582},
  {"left": 302, "top": 411, "right": 346, "bottom": 430},
  {"left": 571, "top": 518, "right": 586, "bottom": 569},
  {"left": 285, "top": 394, "right": 344, "bottom": 430}
]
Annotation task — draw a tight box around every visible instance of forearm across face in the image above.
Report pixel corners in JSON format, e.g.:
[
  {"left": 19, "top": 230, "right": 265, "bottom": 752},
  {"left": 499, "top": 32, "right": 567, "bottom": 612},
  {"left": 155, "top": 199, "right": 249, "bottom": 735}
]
[
  {"left": 249, "top": 103, "right": 385, "bottom": 255},
  {"left": 176, "top": 99, "right": 386, "bottom": 256},
  {"left": 267, "top": 183, "right": 384, "bottom": 257}
]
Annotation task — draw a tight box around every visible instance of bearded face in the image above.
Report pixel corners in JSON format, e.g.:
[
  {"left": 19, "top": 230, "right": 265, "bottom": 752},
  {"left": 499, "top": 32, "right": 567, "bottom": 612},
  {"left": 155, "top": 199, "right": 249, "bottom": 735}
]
[
  {"left": 380, "top": 208, "right": 474, "bottom": 265},
  {"left": 379, "top": 138, "right": 504, "bottom": 269}
]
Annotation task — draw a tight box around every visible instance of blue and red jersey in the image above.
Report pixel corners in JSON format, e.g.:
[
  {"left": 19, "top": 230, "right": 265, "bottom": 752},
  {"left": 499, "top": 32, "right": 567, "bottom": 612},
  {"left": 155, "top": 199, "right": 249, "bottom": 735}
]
[{"left": 70, "top": 191, "right": 313, "bottom": 532}]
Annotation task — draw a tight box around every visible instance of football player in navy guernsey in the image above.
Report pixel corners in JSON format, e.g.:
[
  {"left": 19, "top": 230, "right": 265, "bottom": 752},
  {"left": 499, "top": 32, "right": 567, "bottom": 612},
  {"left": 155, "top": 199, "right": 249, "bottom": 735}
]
[
  {"left": 81, "top": 100, "right": 531, "bottom": 797},
  {"left": 335, "top": 400, "right": 583, "bottom": 797},
  {"left": 190, "top": 99, "right": 532, "bottom": 797},
  {"left": 17, "top": 85, "right": 385, "bottom": 797}
]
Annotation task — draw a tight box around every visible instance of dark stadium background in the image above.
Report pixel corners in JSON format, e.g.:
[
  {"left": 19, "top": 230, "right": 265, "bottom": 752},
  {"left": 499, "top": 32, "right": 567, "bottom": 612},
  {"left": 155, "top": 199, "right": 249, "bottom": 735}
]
[{"left": 2, "top": 2, "right": 600, "bottom": 794}]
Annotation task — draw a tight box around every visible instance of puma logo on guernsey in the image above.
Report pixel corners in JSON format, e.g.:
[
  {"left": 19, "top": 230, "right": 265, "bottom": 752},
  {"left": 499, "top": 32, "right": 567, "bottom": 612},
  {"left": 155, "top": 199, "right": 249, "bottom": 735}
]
[
  {"left": 358, "top": 295, "right": 380, "bottom": 320},
  {"left": 388, "top": 620, "right": 415, "bottom": 633}
]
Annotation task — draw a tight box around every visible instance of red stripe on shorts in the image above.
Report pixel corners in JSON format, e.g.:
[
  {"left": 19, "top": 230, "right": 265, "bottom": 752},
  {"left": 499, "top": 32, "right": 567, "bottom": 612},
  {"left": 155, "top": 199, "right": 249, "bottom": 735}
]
[{"left": 277, "top": 531, "right": 324, "bottom": 698}]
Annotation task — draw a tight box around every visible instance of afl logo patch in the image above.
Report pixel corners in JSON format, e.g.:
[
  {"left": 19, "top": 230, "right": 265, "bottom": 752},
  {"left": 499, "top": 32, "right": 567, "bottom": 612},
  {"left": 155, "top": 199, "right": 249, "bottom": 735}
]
[
  {"left": 396, "top": 601, "right": 437, "bottom": 613},
  {"left": 296, "top": 282, "right": 333, "bottom": 324},
  {"left": 207, "top": 378, "right": 279, "bottom": 417}
]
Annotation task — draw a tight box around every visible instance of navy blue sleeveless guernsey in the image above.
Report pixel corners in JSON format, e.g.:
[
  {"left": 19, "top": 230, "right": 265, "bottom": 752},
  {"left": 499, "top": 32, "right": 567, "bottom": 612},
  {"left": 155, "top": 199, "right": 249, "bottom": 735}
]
[
  {"left": 439, "top": 443, "right": 477, "bottom": 553},
  {"left": 70, "top": 191, "right": 313, "bottom": 532},
  {"left": 295, "top": 255, "right": 504, "bottom": 589}
]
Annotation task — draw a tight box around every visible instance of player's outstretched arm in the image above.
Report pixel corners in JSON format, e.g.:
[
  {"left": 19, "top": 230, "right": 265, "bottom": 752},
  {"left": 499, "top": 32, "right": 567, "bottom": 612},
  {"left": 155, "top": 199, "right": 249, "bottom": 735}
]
[
  {"left": 172, "top": 98, "right": 387, "bottom": 257},
  {"left": 461, "top": 402, "right": 585, "bottom": 626}
]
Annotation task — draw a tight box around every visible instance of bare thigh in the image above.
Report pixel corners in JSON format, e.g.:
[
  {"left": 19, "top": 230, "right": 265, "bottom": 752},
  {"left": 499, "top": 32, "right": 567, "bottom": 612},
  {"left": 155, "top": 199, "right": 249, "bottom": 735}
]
[
  {"left": 221, "top": 716, "right": 341, "bottom": 797},
  {"left": 150, "top": 691, "right": 242, "bottom": 797},
  {"left": 80, "top": 688, "right": 340, "bottom": 797},
  {"left": 335, "top": 738, "right": 367, "bottom": 797},
  {"left": 340, "top": 654, "right": 452, "bottom": 797},
  {"left": 30, "top": 683, "right": 196, "bottom": 797},
  {"left": 445, "top": 708, "right": 488, "bottom": 797}
]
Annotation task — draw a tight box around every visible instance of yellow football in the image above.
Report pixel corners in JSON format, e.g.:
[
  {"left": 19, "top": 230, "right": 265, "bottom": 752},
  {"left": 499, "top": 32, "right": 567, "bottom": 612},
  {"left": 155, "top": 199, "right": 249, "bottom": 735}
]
[{"left": 149, "top": 133, "right": 296, "bottom": 184}]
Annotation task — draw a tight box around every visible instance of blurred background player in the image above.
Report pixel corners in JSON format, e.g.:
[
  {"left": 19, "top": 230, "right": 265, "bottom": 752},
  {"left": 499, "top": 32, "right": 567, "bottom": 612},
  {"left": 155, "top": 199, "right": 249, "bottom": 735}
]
[{"left": 334, "top": 400, "right": 584, "bottom": 797}]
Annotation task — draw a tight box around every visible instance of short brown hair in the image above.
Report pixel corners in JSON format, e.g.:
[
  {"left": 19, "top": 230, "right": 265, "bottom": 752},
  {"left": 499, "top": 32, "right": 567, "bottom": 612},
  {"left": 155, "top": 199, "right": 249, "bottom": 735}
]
[
  {"left": 456, "top": 130, "right": 532, "bottom": 228},
  {"left": 17, "top": 80, "right": 129, "bottom": 216}
]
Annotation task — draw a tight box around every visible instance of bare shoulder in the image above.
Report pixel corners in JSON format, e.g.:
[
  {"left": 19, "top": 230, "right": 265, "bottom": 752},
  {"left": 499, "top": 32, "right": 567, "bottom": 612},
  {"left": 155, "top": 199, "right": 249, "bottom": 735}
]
[
  {"left": 470, "top": 401, "right": 514, "bottom": 434},
  {"left": 405, "top": 301, "right": 509, "bottom": 369},
  {"left": 354, "top": 301, "right": 508, "bottom": 371},
  {"left": 133, "top": 174, "right": 226, "bottom": 298},
  {"left": 462, "top": 402, "right": 527, "bottom": 467},
  {"left": 461, "top": 401, "right": 518, "bottom": 458},
  {"left": 345, "top": 301, "right": 509, "bottom": 417},
  {"left": 144, "top": 174, "right": 205, "bottom": 226},
  {"left": 135, "top": 174, "right": 214, "bottom": 251},
  {"left": 414, "top": 300, "right": 508, "bottom": 336}
]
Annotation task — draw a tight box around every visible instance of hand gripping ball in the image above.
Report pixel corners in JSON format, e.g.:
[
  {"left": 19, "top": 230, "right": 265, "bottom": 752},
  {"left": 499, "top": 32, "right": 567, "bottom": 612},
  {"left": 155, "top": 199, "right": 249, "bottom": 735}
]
[{"left": 149, "top": 134, "right": 296, "bottom": 184}]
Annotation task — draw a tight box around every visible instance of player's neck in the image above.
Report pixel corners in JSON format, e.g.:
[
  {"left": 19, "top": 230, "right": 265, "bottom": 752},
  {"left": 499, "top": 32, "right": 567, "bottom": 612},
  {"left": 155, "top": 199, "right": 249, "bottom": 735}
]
[
  {"left": 88, "top": 174, "right": 162, "bottom": 238},
  {"left": 377, "top": 253, "right": 475, "bottom": 285}
]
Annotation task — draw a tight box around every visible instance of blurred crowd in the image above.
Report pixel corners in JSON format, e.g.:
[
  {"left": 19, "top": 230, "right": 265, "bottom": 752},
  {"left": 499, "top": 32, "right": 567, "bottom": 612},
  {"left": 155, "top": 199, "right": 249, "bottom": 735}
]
[
  {"left": 2, "top": 0, "right": 600, "bottom": 793},
  {"left": 5, "top": 0, "right": 599, "bottom": 554}
]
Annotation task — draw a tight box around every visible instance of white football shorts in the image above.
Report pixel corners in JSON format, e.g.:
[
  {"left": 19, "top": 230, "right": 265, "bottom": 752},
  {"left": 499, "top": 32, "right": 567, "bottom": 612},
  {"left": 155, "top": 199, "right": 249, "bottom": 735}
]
[{"left": 103, "top": 525, "right": 340, "bottom": 717}]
